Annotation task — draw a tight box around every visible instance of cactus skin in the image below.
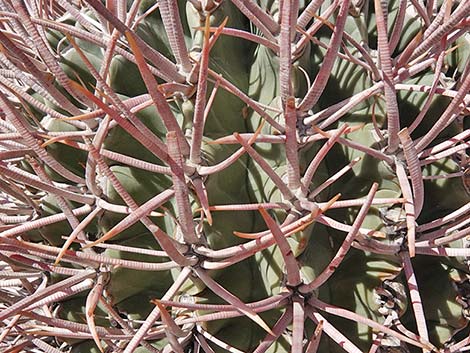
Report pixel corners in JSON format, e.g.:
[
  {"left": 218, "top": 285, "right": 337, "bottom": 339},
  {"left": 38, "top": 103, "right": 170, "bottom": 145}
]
[{"left": 0, "top": 1, "right": 469, "bottom": 353}]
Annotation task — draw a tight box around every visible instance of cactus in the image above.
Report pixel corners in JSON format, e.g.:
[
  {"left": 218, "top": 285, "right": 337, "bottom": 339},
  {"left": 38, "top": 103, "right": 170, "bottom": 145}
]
[{"left": 0, "top": 1, "right": 469, "bottom": 353}]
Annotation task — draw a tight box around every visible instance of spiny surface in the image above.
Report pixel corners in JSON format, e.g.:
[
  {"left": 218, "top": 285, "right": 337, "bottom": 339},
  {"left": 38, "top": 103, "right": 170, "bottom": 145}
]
[{"left": 0, "top": 1, "right": 469, "bottom": 353}]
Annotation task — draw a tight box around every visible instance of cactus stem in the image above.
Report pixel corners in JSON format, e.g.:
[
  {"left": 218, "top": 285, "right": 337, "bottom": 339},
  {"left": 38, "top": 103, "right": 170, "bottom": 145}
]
[{"left": 2, "top": 1, "right": 469, "bottom": 351}]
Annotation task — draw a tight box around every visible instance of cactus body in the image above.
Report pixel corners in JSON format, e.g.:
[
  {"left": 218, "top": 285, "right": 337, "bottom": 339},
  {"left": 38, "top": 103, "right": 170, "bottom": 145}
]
[{"left": 0, "top": 1, "right": 469, "bottom": 353}]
